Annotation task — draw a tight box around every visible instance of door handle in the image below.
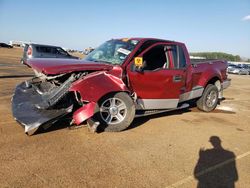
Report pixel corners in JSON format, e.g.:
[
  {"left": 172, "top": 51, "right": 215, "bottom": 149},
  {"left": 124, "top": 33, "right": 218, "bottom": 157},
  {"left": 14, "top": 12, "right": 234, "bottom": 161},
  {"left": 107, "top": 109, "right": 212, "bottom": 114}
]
[{"left": 173, "top": 75, "right": 182, "bottom": 82}]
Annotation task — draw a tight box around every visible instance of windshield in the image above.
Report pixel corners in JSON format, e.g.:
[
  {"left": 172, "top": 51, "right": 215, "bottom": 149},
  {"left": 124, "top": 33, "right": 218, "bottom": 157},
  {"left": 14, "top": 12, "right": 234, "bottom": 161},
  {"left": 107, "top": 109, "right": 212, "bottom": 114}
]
[{"left": 84, "top": 39, "right": 139, "bottom": 65}]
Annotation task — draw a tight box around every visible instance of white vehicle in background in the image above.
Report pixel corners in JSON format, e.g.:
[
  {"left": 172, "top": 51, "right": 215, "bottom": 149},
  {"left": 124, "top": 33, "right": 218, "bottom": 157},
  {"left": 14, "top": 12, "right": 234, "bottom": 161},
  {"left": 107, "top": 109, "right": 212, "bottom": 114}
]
[
  {"left": 227, "top": 64, "right": 249, "bottom": 75},
  {"left": 83, "top": 47, "right": 94, "bottom": 55},
  {"left": 20, "top": 43, "right": 79, "bottom": 64},
  {"left": 238, "top": 64, "right": 250, "bottom": 74}
]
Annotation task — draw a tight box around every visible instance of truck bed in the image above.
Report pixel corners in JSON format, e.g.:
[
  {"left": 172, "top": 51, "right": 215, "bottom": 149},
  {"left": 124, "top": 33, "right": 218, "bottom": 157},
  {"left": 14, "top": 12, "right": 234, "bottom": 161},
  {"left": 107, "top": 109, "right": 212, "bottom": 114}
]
[
  {"left": 190, "top": 59, "right": 224, "bottom": 65},
  {"left": 189, "top": 59, "right": 228, "bottom": 90}
]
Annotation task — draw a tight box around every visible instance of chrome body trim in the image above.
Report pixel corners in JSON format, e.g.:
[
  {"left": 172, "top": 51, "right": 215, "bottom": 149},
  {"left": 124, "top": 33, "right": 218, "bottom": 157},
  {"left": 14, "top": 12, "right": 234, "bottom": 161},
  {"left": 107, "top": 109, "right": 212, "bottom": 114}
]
[
  {"left": 135, "top": 103, "right": 189, "bottom": 117},
  {"left": 179, "top": 87, "right": 204, "bottom": 102},
  {"left": 137, "top": 99, "right": 179, "bottom": 110}
]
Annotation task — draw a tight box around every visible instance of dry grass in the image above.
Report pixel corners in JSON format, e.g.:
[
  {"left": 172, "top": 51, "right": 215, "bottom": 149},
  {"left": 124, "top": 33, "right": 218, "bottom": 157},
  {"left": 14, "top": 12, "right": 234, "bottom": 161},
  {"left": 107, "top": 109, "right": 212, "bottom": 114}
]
[{"left": 0, "top": 47, "right": 23, "bottom": 64}]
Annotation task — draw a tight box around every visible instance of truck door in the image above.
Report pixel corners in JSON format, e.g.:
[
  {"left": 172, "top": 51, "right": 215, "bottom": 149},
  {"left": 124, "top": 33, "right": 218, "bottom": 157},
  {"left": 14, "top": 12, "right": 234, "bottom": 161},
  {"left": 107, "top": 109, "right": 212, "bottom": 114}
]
[{"left": 127, "top": 43, "right": 187, "bottom": 109}]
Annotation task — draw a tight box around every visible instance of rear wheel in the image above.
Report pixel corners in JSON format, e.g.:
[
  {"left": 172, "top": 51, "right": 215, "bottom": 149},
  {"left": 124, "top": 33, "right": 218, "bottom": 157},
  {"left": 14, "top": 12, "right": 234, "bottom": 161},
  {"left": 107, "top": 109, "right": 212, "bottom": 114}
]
[
  {"left": 94, "top": 92, "right": 135, "bottom": 132},
  {"left": 196, "top": 84, "right": 218, "bottom": 112}
]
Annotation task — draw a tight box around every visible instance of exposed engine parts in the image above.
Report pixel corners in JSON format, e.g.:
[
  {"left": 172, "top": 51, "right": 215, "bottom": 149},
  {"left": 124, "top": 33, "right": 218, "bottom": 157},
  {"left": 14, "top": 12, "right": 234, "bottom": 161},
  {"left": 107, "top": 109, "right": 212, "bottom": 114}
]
[{"left": 31, "top": 72, "right": 88, "bottom": 110}]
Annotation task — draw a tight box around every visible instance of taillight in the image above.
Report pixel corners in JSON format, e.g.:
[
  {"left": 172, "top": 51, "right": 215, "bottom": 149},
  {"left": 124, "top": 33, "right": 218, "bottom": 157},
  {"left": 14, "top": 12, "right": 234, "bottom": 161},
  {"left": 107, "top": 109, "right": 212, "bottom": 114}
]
[{"left": 27, "top": 47, "right": 32, "bottom": 56}]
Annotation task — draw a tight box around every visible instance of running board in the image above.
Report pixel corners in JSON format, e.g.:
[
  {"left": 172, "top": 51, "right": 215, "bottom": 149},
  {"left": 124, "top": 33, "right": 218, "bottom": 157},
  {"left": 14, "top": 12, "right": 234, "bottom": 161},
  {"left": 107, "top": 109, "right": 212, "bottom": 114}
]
[{"left": 135, "top": 103, "right": 189, "bottom": 118}]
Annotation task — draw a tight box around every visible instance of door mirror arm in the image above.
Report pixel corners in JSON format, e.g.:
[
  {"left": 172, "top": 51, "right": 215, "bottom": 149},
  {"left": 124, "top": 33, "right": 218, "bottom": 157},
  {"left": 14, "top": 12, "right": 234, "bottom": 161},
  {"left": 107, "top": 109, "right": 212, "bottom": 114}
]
[
  {"left": 135, "top": 66, "right": 144, "bottom": 73},
  {"left": 134, "top": 60, "right": 146, "bottom": 73}
]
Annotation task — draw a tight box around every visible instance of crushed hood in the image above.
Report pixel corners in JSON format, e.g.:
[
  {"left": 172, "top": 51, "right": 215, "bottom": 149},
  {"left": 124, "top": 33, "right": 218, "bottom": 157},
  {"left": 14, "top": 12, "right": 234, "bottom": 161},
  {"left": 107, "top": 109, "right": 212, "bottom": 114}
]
[{"left": 26, "top": 58, "right": 114, "bottom": 75}]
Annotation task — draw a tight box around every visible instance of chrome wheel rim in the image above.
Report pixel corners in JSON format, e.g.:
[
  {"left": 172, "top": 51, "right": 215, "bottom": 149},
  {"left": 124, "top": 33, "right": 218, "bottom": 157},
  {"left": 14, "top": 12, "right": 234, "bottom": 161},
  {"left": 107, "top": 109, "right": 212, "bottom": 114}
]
[
  {"left": 206, "top": 90, "right": 217, "bottom": 107},
  {"left": 100, "top": 98, "right": 127, "bottom": 124}
]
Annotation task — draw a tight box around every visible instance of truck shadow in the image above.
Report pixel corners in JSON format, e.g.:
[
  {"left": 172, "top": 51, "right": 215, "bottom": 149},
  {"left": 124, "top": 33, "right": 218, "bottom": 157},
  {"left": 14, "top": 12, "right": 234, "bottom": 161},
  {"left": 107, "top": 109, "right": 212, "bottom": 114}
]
[
  {"left": 194, "top": 136, "right": 238, "bottom": 188},
  {"left": 35, "top": 118, "right": 72, "bottom": 135},
  {"left": 127, "top": 98, "right": 235, "bottom": 131},
  {"left": 126, "top": 107, "right": 191, "bottom": 131},
  {"left": 36, "top": 108, "right": 191, "bottom": 134},
  {"left": 186, "top": 98, "right": 236, "bottom": 114},
  {"left": 34, "top": 98, "right": 235, "bottom": 134}
]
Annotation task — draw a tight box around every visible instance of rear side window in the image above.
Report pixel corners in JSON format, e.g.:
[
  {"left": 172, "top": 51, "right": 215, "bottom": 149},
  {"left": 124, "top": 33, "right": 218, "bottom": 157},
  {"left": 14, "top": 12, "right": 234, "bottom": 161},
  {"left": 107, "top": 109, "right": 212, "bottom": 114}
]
[
  {"left": 36, "top": 46, "right": 62, "bottom": 55},
  {"left": 178, "top": 46, "right": 186, "bottom": 68},
  {"left": 36, "top": 46, "right": 52, "bottom": 53},
  {"left": 56, "top": 47, "right": 68, "bottom": 55},
  {"left": 35, "top": 46, "right": 68, "bottom": 55},
  {"left": 166, "top": 45, "right": 186, "bottom": 69}
]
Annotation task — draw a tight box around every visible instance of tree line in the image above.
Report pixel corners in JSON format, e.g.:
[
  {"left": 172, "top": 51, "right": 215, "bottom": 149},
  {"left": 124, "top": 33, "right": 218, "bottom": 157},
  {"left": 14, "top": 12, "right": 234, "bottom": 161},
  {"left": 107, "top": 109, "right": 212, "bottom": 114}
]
[{"left": 190, "top": 52, "right": 243, "bottom": 62}]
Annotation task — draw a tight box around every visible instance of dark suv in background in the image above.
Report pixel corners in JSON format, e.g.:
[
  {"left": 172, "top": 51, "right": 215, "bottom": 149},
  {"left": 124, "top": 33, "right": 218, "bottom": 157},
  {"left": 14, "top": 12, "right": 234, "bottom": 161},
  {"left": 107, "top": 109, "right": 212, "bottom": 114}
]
[
  {"left": 0, "top": 42, "right": 13, "bottom": 48},
  {"left": 21, "top": 43, "right": 79, "bottom": 64}
]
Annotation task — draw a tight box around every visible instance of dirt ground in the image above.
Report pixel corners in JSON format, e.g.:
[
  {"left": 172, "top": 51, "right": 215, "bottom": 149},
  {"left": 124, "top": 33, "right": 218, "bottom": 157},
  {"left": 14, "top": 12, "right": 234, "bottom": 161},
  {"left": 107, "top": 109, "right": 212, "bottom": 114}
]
[{"left": 0, "top": 48, "right": 250, "bottom": 188}]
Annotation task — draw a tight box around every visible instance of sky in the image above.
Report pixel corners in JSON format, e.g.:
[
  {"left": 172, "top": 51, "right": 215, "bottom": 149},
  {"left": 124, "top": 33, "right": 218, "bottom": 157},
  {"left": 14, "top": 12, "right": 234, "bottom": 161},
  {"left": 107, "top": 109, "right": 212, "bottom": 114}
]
[{"left": 0, "top": 0, "right": 249, "bottom": 58}]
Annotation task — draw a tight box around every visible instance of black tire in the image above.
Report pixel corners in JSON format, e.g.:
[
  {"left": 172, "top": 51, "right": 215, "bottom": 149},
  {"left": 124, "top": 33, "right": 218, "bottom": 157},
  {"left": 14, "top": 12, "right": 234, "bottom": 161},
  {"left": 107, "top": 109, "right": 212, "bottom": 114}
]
[
  {"left": 196, "top": 84, "right": 219, "bottom": 112},
  {"left": 94, "top": 92, "right": 135, "bottom": 132}
]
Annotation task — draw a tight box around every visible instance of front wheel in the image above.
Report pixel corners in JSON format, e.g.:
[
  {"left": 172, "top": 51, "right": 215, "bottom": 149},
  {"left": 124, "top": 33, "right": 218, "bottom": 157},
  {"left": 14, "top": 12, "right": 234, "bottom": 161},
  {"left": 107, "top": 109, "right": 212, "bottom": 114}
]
[
  {"left": 196, "top": 84, "right": 219, "bottom": 112},
  {"left": 94, "top": 92, "right": 135, "bottom": 132}
]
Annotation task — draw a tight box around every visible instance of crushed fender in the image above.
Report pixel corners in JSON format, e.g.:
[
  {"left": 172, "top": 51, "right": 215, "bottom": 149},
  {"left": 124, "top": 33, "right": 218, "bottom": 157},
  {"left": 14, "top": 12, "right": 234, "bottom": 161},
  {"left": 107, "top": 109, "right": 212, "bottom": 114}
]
[{"left": 72, "top": 102, "right": 96, "bottom": 125}]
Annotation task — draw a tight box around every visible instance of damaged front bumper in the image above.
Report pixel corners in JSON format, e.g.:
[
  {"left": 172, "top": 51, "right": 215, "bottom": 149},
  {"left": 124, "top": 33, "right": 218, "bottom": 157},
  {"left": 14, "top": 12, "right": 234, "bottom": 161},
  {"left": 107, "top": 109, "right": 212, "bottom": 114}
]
[
  {"left": 12, "top": 82, "right": 74, "bottom": 135},
  {"left": 12, "top": 68, "right": 129, "bottom": 135},
  {"left": 12, "top": 79, "right": 97, "bottom": 135}
]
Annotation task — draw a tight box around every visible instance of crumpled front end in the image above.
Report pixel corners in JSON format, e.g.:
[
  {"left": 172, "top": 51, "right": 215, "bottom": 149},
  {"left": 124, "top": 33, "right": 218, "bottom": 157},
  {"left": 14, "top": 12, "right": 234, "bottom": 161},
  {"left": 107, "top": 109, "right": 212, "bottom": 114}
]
[
  {"left": 12, "top": 66, "right": 128, "bottom": 135},
  {"left": 12, "top": 81, "right": 74, "bottom": 135},
  {"left": 11, "top": 72, "right": 94, "bottom": 135}
]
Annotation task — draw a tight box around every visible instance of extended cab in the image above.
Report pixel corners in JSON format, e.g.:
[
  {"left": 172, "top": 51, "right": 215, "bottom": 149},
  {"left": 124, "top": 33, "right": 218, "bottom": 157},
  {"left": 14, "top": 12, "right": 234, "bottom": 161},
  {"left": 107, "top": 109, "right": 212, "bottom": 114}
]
[{"left": 12, "top": 38, "right": 231, "bottom": 135}]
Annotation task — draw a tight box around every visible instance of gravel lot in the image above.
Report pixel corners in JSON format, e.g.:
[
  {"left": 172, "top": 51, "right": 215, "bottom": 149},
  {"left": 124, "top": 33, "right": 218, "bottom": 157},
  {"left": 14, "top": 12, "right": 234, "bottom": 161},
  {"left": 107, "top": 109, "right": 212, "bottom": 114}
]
[{"left": 0, "top": 48, "right": 250, "bottom": 188}]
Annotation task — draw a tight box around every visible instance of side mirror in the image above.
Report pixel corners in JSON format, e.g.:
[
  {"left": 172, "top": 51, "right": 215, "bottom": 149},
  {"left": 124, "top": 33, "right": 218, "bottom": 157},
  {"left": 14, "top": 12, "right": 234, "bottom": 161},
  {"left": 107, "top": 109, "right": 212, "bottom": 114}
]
[{"left": 134, "top": 57, "right": 145, "bottom": 72}]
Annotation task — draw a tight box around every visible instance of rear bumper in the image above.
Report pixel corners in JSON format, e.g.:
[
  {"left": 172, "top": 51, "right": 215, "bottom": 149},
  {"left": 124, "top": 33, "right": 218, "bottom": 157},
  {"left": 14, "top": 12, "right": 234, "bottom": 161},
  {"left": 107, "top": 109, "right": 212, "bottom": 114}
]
[
  {"left": 222, "top": 79, "right": 231, "bottom": 90},
  {"left": 12, "top": 82, "right": 73, "bottom": 135}
]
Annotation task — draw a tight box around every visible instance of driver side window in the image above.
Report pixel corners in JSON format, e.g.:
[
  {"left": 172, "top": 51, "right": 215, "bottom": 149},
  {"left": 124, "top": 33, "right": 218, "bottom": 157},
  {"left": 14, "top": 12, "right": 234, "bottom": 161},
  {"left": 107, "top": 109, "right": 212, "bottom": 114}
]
[{"left": 142, "top": 45, "right": 168, "bottom": 71}]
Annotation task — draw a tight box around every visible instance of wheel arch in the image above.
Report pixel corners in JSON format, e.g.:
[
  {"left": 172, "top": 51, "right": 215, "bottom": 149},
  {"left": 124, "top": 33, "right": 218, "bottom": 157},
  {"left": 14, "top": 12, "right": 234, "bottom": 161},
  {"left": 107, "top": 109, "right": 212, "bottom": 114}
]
[
  {"left": 205, "top": 76, "right": 222, "bottom": 92},
  {"left": 196, "top": 76, "right": 222, "bottom": 102},
  {"left": 97, "top": 91, "right": 132, "bottom": 104}
]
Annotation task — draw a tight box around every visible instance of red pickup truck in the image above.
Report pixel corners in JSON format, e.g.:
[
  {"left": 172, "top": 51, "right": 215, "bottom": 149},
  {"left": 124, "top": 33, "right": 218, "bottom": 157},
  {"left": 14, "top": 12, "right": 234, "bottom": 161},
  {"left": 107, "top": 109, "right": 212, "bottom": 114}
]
[{"left": 12, "top": 38, "right": 231, "bottom": 135}]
